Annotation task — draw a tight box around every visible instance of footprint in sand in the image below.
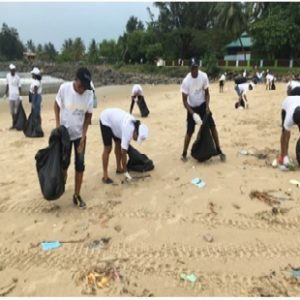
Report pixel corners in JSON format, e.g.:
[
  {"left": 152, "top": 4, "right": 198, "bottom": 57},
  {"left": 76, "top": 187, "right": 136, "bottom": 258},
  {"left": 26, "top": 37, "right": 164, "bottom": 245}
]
[{"left": 125, "top": 229, "right": 149, "bottom": 243}]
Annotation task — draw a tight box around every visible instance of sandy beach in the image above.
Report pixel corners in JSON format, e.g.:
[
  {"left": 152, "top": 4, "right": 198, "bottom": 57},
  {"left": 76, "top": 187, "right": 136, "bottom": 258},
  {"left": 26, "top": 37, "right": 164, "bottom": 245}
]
[{"left": 1, "top": 81, "right": 300, "bottom": 296}]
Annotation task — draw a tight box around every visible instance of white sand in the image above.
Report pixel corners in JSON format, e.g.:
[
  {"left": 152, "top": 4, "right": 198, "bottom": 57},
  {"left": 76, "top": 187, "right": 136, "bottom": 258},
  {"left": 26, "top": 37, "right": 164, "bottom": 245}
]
[{"left": 0, "top": 82, "right": 300, "bottom": 296}]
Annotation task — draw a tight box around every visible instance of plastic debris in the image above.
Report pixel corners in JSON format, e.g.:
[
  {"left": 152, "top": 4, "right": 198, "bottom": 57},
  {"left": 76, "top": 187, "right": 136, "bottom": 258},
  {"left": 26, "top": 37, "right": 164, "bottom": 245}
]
[
  {"left": 180, "top": 273, "right": 198, "bottom": 283},
  {"left": 41, "top": 241, "right": 61, "bottom": 251},
  {"left": 191, "top": 177, "right": 206, "bottom": 189},
  {"left": 290, "top": 179, "right": 300, "bottom": 187},
  {"left": 291, "top": 269, "right": 300, "bottom": 277}
]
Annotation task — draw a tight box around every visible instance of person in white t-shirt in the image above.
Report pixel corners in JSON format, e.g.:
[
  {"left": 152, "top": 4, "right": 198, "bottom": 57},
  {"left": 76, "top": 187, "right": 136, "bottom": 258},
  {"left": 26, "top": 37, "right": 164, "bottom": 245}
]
[
  {"left": 5, "top": 64, "right": 21, "bottom": 129},
  {"left": 279, "top": 96, "right": 300, "bottom": 167},
  {"left": 129, "top": 84, "right": 149, "bottom": 117},
  {"left": 266, "top": 72, "right": 274, "bottom": 90},
  {"left": 54, "top": 67, "right": 93, "bottom": 209},
  {"left": 234, "top": 82, "right": 255, "bottom": 109},
  {"left": 180, "top": 58, "right": 225, "bottom": 162},
  {"left": 29, "top": 67, "right": 43, "bottom": 121},
  {"left": 99, "top": 108, "right": 149, "bottom": 184},
  {"left": 219, "top": 73, "right": 226, "bottom": 93}
]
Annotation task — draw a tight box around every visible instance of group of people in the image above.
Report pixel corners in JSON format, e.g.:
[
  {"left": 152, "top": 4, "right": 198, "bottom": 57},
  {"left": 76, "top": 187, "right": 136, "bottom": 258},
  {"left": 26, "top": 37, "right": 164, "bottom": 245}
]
[
  {"left": 4, "top": 64, "right": 43, "bottom": 129},
  {"left": 4, "top": 59, "right": 300, "bottom": 209}
]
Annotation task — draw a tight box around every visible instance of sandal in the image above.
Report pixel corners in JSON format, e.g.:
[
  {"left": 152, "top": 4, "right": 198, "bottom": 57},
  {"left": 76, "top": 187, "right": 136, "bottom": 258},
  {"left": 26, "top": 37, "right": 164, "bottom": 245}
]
[{"left": 102, "top": 177, "right": 114, "bottom": 184}]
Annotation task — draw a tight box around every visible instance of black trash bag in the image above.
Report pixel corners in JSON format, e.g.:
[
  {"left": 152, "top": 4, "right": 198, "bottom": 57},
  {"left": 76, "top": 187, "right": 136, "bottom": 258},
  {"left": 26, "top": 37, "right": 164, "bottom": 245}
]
[
  {"left": 127, "top": 145, "right": 154, "bottom": 172},
  {"left": 296, "top": 138, "right": 300, "bottom": 167},
  {"left": 23, "top": 111, "right": 44, "bottom": 138},
  {"left": 191, "top": 115, "right": 218, "bottom": 162},
  {"left": 35, "top": 126, "right": 71, "bottom": 200},
  {"left": 271, "top": 80, "right": 276, "bottom": 90},
  {"left": 234, "top": 77, "right": 247, "bottom": 85},
  {"left": 13, "top": 102, "right": 27, "bottom": 131},
  {"left": 137, "top": 96, "right": 150, "bottom": 117}
]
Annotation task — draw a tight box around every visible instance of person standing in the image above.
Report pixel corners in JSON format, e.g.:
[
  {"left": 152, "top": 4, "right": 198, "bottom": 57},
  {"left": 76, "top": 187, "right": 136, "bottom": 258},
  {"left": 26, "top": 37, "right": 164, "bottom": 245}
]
[
  {"left": 54, "top": 67, "right": 93, "bottom": 209},
  {"left": 99, "top": 108, "right": 149, "bottom": 184},
  {"left": 219, "top": 72, "right": 226, "bottom": 93},
  {"left": 5, "top": 64, "right": 21, "bottom": 129},
  {"left": 29, "top": 67, "right": 43, "bottom": 122},
  {"left": 180, "top": 58, "right": 225, "bottom": 162}
]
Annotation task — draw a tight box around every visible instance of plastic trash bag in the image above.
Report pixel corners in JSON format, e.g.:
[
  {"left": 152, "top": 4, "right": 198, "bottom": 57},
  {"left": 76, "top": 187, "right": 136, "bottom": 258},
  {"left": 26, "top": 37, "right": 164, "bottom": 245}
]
[
  {"left": 23, "top": 111, "right": 44, "bottom": 138},
  {"left": 35, "top": 126, "right": 71, "bottom": 200},
  {"left": 137, "top": 96, "right": 150, "bottom": 117},
  {"left": 127, "top": 145, "right": 154, "bottom": 172},
  {"left": 296, "top": 137, "right": 300, "bottom": 166},
  {"left": 13, "top": 102, "right": 27, "bottom": 131},
  {"left": 191, "top": 115, "right": 217, "bottom": 162}
]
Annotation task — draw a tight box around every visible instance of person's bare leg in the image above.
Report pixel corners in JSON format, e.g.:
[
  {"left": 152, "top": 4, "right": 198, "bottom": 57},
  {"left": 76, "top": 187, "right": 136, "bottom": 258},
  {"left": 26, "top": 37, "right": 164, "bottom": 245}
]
[
  {"left": 182, "top": 133, "right": 192, "bottom": 158},
  {"left": 102, "top": 146, "right": 112, "bottom": 180},
  {"left": 114, "top": 141, "right": 123, "bottom": 172},
  {"left": 75, "top": 171, "right": 83, "bottom": 195}
]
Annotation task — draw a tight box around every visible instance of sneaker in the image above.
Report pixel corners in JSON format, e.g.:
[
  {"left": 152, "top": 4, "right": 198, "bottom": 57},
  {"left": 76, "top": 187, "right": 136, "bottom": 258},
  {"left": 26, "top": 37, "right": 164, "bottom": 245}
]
[{"left": 73, "top": 194, "right": 86, "bottom": 209}]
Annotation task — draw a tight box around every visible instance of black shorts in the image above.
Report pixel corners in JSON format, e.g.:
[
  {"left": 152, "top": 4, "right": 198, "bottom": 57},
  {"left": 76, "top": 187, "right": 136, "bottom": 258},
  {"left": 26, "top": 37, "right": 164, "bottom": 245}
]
[
  {"left": 219, "top": 80, "right": 224, "bottom": 87},
  {"left": 187, "top": 102, "right": 216, "bottom": 135},
  {"left": 66, "top": 138, "right": 86, "bottom": 173},
  {"left": 100, "top": 121, "right": 120, "bottom": 147}
]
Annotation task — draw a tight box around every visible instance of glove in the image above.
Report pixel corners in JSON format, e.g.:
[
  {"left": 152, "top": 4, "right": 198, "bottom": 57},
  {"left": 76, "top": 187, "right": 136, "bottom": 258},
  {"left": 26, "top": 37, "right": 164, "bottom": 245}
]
[
  {"left": 124, "top": 171, "right": 132, "bottom": 181},
  {"left": 193, "top": 113, "right": 201, "bottom": 124},
  {"left": 19, "top": 96, "right": 23, "bottom": 101}
]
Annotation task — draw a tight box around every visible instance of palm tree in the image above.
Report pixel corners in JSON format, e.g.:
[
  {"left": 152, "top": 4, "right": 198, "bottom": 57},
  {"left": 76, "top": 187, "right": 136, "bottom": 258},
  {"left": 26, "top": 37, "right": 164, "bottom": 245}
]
[{"left": 213, "top": 2, "right": 248, "bottom": 61}]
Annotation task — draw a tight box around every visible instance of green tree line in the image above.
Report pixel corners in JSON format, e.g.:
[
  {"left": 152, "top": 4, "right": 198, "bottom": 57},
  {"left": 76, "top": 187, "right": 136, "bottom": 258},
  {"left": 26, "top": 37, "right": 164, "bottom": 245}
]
[{"left": 1, "top": 2, "right": 300, "bottom": 64}]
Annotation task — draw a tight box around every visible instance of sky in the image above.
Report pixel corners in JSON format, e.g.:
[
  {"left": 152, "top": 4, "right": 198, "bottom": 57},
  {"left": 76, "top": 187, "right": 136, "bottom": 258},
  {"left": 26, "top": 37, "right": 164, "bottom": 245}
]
[{"left": 0, "top": 2, "right": 158, "bottom": 51}]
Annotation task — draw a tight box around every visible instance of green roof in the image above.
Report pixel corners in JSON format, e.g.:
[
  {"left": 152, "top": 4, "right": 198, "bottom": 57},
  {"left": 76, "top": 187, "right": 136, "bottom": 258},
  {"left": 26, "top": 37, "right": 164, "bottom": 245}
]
[{"left": 226, "top": 32, "right": 253, "bottom": 48}]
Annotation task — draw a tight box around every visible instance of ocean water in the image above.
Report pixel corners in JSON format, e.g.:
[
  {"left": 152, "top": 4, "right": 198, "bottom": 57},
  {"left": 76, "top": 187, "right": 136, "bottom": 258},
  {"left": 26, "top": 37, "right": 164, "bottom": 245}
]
[{"left": 0, "top": 72, "right": 64, "bottom": 96}]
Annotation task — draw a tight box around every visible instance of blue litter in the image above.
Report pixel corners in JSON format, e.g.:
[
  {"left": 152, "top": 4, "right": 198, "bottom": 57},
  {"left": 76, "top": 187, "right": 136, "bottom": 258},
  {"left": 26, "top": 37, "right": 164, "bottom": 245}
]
[
  {"left": 291, "top": 270, "right": 300, "bottom": 277},
  {"left": 191, "top": 177, "right": 206, "bottom": 189},
  {"left": 41, "top": 241, "right": 61, "bottom": 251}
]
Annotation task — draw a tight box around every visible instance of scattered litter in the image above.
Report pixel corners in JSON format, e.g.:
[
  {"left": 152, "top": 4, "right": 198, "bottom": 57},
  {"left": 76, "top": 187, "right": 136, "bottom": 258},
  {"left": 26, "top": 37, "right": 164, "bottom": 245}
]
[
  {"left": 291, "top": 269, "right": 300, "bottom": 277},
  {"left": 87, "top": 271, "right": 112, "bottom": 288},
  {"left": 191, "top": 177, "right": 206, "bottom": 189},
  {"left": 249, "top": 190, "right": 281, "bottom": 207},
  {"left": 41, "top": 241, "right": 61, "bottom": 251},
  {"left": 180, "top": 273, "right": 198, "bottom": 284},
  {"left": 290, "top": 179, "right": 300, "bottom": 187},
  {"left": 87, "top": 238, "right": 111, "bottom": 250},
  {"left": 238, "top": 149, "right": 267, "bottom": 159},
  {"left": 203, "top": 233, "right": 214, "bottom": 243}
]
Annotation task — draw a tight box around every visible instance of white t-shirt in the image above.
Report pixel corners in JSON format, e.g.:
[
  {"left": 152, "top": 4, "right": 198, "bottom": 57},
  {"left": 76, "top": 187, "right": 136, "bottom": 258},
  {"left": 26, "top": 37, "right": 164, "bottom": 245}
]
[
  {"left": 237, "top": 83, "right": 249, "bottom": 95},
  {"left": 282, "top": 96, "right": 300, "bottom": 131},
  {"left": 30, "top": 79, "right": 42, "bottom": 94},
  {"left": 100, "top": 108, "right": 135, "bottom": 151},
  {"left": 132, "top": 84, "right": 143, "bottom": 97},
  {"left": 219, "top": 74, "right": 226, "bottom": 81},
  {"left": 6, "top": 73, "right": 21, "bottom": 101},
  {"left": 266, "top": 74, "right": 274, "bottom": 81},
  {"left": 56, "top": 82, "right": 93, "bottom": 141},
  {"left": 287, "top": 80, "right": 300, "bottom": 90},
  {"left": 181, "top": 71, "right": 209, "bottom": 107}
]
